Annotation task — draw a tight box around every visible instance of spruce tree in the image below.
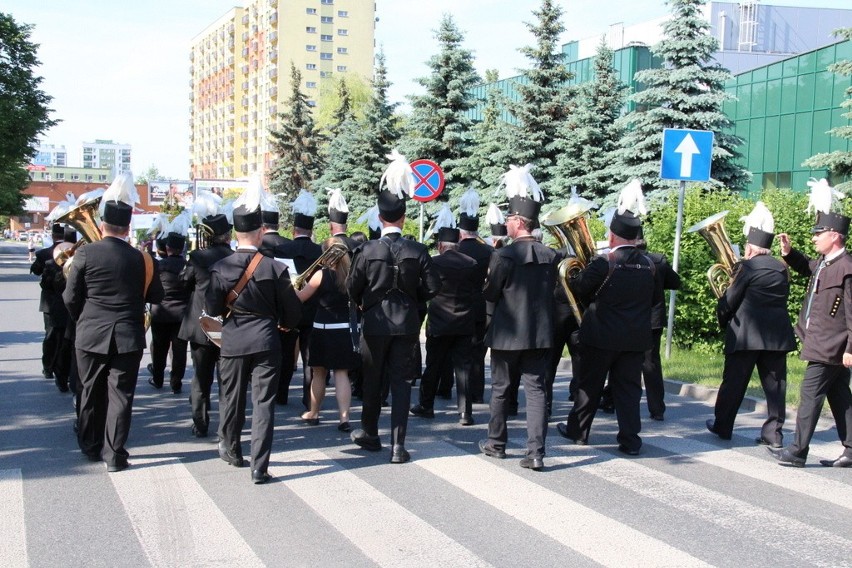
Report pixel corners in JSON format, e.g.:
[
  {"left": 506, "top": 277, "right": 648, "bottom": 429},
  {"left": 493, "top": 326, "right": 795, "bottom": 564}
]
[
  {"left": 803, "top": 28, "right": 852, "bottom": 191},
  {"left": 327, "top": 77, "right": 351, "bottom": 139},
  {"left": 615, "top": 0, "right": 749, "bottom": 193},
  {"left": 551, "top": 38, "right": 627, "bottom": 203},
  {"left": 508, "top": 0, "right": 573, "bottom": 197},
  {"left": 398, "top": 14, "right": 480, "bottom": 193},
  {"left": 268, "top": 63, "right": 324, "bottom": 207}
]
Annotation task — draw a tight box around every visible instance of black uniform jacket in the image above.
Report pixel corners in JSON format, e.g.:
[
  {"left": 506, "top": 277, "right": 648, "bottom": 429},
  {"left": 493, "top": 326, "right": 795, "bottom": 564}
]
[
  {"left": 458, "top": 238, "right": 493, "bottom": 324},
  {"left": 333, "top": 232, "right": 360, "bottom": 252},
  {"left": 426, "top": 249, "right": 480, "bottom": 337},
  {"left": 347, "top": 233, "right": 440, "bottom": 336},
  {"left": 206, "top": 250, "right": 302, "bottom": 357},
  {"left": 571, "top": 246, "right": 658, "bottom": 352},
  {"left": 783, "top": 247, "right": 852, "bottom": 365},
  {"left": 31, "top": 244, "right": 58, "bottom": 313},
  {"left": 273, "top": 236, "right": 322, "bottom": 326},
  {"left": 41, "top": 259, "right": 70, "bottom": 328},
  {"left": 150, "top": 254, "right": 190, "bottom": 323},
  {"left": 63, "top": 237, "right": 165, "bottom": 354},
  {"left": 647, "top": 251, "right": 681, "bottom": 330},
  {"left": 259, "top": 231, "right": 291, "bottom": 258},
  {"left": 178, "top": 243, "right": 234, "bottom": 344},
  {"left": 484, "top": 237, "right": 557, "bottom": 351},
  {"left": 716, "top": 254, "right": 795, "bottom": 354}
]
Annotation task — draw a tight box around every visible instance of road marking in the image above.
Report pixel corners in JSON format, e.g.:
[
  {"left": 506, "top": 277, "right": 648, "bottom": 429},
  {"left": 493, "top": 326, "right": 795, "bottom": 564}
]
[
  {"left": 644, "top": 435, "right": 852, "bottom": 510},
  {"left": 108, "top": 458, "right": 264, "bottom": 568},
  {"left": 415, "top": 442, "right": 711, "bottom": 568},
  {"left": 273, "top": 448, "right": 493, "bottom": 568},
  {"left": 0, "top": 469, "right": 27, "bottom": 568}
]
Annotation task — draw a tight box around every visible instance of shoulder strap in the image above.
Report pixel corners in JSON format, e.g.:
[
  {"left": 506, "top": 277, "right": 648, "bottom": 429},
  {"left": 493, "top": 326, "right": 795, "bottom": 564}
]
[
  {"left": 142, "top": 251, "right": 154, "bottom": 297},
  {"left": 226, "top": 252, "right": 264, "bottom": 306}
]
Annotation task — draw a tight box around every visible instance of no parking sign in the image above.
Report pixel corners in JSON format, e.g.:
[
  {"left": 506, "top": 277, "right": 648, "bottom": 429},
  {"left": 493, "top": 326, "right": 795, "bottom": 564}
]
[{"left": 409, "top": 159, "right": 445, "bottom": 203}]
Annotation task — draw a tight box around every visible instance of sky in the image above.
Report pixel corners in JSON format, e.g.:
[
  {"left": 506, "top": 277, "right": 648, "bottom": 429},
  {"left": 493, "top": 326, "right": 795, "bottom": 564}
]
[{"left": 4, "top": 0, "right": 851, "bottom": 180}]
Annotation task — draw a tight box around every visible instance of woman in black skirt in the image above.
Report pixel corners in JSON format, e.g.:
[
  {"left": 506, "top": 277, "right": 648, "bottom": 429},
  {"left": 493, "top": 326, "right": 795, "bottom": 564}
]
[{"left": 295, "top": 237, "right": 358, "bottom": 431}]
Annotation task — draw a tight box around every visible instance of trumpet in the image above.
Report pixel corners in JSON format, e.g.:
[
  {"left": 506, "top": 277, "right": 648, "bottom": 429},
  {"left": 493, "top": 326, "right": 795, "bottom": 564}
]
[
  {"left": 293, "top": 242, "right": 349, "bottom": 290},
  {"left": 687, "top": 211, "right": 740, "bottom": 298}
]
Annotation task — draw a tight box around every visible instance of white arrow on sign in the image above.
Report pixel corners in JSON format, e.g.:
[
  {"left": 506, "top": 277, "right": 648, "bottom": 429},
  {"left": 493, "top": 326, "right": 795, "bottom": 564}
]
[{"left": 674, "top": 133, "right": 700, "bottom": 178}]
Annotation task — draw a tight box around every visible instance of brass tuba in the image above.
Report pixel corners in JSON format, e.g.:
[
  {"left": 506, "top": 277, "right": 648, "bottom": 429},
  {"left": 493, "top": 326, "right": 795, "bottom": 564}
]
[
  {"left": 293, "top": 242, "right": 349, "bottom": 290},
  {"left": 542, "top": 203, "right": 597, "bottom": 325},
  {"left": 687, "top": 211, "right": 740, "bottom": 299},
  {"left": 54, "top": 194, "right": 104, "bottom": 277}
]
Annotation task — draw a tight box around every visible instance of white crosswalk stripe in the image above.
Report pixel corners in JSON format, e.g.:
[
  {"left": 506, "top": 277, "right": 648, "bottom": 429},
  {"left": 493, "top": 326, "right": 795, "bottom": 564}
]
[{"left": 0, "top": 469, "right": 27, "bottom": 568}]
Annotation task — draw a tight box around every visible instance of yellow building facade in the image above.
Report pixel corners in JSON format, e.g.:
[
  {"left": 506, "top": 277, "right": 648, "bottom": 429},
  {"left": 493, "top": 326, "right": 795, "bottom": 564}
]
[{"left": 189, "top": 0, "right": 376, "bottom": 179}]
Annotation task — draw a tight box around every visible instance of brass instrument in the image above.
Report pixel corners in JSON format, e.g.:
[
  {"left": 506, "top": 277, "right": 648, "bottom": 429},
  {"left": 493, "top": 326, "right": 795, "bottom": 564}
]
[
  {"left": 194, "top": 221, "right": 215, "bottom": 251},
  {"left": 54, "top": 194, "right": 103, "bottom": 277},
  {"left": 293, "top": 242, "right": 349, "bottom": 290},
  {"left": 687, "top": 211, "right": 740, "bottom": 299},
  {"left": 542, "top": 203, "right": 597, "bottom": 325}
]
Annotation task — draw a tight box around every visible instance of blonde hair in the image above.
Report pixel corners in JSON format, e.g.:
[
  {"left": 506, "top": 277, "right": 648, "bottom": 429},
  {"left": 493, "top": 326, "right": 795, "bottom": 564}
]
[{"left": 323, "top": 236, "right": 351, "bottom": 294}]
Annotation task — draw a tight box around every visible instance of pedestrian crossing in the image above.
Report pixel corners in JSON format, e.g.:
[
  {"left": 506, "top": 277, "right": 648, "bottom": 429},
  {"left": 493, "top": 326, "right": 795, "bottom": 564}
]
[{"left": 3, "top": 420, "right": 852, "bottom": 568}]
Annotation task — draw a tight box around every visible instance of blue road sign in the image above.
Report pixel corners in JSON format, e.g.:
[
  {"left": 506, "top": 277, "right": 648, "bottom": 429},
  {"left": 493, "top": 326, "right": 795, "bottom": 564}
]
[{"left": 660, "top": 128, "right": 714, "bottom": 182}]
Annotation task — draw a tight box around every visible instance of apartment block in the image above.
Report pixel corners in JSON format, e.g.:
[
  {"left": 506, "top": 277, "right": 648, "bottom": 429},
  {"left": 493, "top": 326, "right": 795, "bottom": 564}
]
[{"left": 81, "top": 139, "right": 132, "bottom": 175}]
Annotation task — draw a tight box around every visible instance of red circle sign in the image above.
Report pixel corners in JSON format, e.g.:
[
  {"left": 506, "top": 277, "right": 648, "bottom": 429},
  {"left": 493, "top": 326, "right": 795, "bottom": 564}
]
[{"left": 409, "top": 159, "right": 445, "bottom": 203}]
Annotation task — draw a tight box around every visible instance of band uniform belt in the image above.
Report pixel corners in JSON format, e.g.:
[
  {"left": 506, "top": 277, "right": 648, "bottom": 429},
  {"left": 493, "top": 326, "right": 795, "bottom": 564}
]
[{"left": 313, "top": 322, "right": 351, "bottom": 330}]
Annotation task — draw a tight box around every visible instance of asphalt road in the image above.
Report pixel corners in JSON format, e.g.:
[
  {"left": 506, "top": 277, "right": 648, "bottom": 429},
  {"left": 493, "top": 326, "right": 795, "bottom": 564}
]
[{"left": 1, "top": 240, "right": 851, "bottom": 568}]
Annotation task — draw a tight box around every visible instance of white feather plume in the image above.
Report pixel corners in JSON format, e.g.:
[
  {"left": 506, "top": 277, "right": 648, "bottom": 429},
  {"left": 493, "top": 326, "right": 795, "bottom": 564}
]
[
  {"left": 566, "top": 185, "right": 597, "bottom": 214},
  {"left": 433, "top": 204, "right": 456, "bottom": 232},
  {"left": 379, "top": 149, "right": 414, "bottom": 199},
  {"left": 806, "top": 178, "right": 844, "bottom": 214},
  {"left": 327, "top": 187, "right": 349, "bottom": 214},
  {"left": 170, "top": 210, "right": 192, "bottom": 237},
  {"left": 98, "top": 172, "right": 139, "bottom": 217},
  {"left": 234, "top": 173, "right": 263, "bottom": 212},
  {"left": 740, "top": 201, "right": 774, "bottom": 237},
  {"left": 499, "top": 164, "right": 544, "bottom": 202},
  {"left": 616, "top": 179, "right": 647, "bottom": 215},
  {"left": 192, "top": 189, "right": 222, "bottom": 220},
  {"left": 357, "top": 205, "right": 381, "bottom": 232},
  {"left": 292, "top": 189, "right": 317, "bottom": 216},
  {"left": 147, "top": 213, "right": 170, "bottom": 239},
  {"left": 458, "top": 186, "right": 480, "bottom": 217},
  {"left": 221, "top": 199, "right": 236, "bottom": 224},
  {"left": 602, "top": 207, "right": 616, "bottom": 233},
  {"left": 485, "top": 203, "right": 505, "bottom": 225}
]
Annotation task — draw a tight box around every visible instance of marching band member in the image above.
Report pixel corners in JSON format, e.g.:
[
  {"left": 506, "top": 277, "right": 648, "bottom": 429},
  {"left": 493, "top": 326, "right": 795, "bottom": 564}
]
[
  {"left": 486, "top": 202, "right": 508, "bottom": 249},
  {"left": 257, "top": 174, "right": 291, "bottom": 257},
  {"left": 31, "top": 222, "right": 67, "bottom": 381},
  {"left": 327, "top": 187, "right": 358, "bottom": 250}
]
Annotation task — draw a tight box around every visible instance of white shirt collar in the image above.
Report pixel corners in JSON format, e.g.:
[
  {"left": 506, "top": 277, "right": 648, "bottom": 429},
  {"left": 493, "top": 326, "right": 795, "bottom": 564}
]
[{"left": 381, "top": 226, "right": 402, "bottom": 236}]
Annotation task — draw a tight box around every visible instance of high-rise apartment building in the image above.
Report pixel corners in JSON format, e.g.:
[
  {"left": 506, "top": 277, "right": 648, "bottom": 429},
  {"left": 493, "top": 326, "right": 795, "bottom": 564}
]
[
  {"left": 81, "top": 139, "right": 132, "bottom": 175},
  {"left": 189, "top": 0, "right": 376, "bottom": 179},
  {"left": 32, "top": 144, "right": 67, "bottom": 167}
]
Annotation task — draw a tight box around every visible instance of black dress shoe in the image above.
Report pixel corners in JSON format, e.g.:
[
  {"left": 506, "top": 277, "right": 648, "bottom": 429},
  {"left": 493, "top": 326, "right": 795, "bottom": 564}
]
[
  {"left": 147, "top": 378, "right": 163, "bottom": 389},
  {"left": 556, "top": 423, "right": 587, "bottom": 445},
  {"left": 409, "top": 404, "right": 435, "bottom": 418},
  {"left": 507, "top": 404, "right": 519, "bottom": 417},
  {"left": 520, "top": 456, "right": 544, "bottom": 471},
  {"left": 170, "top": 382, "right": 182, "bottom": 394},
  {"left": 390, "top": 445, "right": 411, "bottom": 464},
  {"left": 767, "top": 446, "right": 806, "bottom": 468},
  {"left": 478, "top": 439, "right": 506, "bottom": 459},
  {"left": 55, "top": 376, "right": 69, "bottom": 393},
  {"left": 459, "top": 413, "right": 474, "bottom": 426},
  {"left": 191, "top": 424, "right": 208, "bottom": 438},
  {"left": 819, "top": 454, "right": 852, "bottom": 468},
  {"left": 218, "top": 441, "right": 245, "bottom": 467},
  {"left": 705, "top": 419, "right": 731, "bottom": 440},
  {"left": 351, "top": 429, "right": 382, "bottom": 451},
  {"left": 251, "top": 470, "right": 271, "bottom": 484},
  {"left": 755, "top": 436, "right": 782, "bottom": 448},
  {"left": 106, "top": 460, "right": 129, "bottom": 473},
  {"left": 617, "top": 444, "right": 640, "bottom": 456},
  {"left": 42, "top": 369, "right": 53, "bottom": 379},
  {"left": 337, "top": 421, "right": 352, "bottom": 432},
  {"left": 436, "top": 392, "right": 453, "bottom": 400},
  {"left": 83, "top": 451, "right": 102, "bottom": 462},
  {"left": 649, "top": 413, "right": 664, "bottom": 421},
  {"left": 146, "top": 363, "right": 154, "bottom": 374},
  {"left": 471, "top": 396, "right": 484, "bottom": 404},
  {"left": 381, "top": 399, "right": 390, "bottom": 407}
]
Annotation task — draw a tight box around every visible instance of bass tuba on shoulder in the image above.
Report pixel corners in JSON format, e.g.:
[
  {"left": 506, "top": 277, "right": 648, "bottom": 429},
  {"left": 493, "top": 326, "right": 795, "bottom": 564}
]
[
  {"left": 54, "top": 193, "right": 104, "bottom": 278},
  {"left": 687, "top": 211, "right": 740, "bottom": 299}
]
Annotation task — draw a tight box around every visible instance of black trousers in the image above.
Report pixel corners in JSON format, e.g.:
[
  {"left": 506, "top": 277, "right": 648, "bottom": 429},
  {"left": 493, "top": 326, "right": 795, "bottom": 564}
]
[
  {"left": 418, "top": 334, "right": 473, "bottom": 416},
  {"left": 714, "top": 349, "right": 787, "bottom": 443},
  {"left": 76, "top": 348, "right": 142, "bottom": 466},
  {"left": 642, "top": 328, "right": 666, "bottom": 417},
  {"left": 278, "top": 325, "right": 312, "bottom": 407},
  {"left": 566, "top": 345, "right": 644, "bottom": 451},
  {"left": 189, "top": 342, "right": 220, "bottom": 434},
  {"left": 548, "top": 310, "right": 580, "bottom": 412},
  {"left": 150, "top": 321, "right": 188, "bottom": 389},
  {"left": 42, "top": 314, "right": 63, "bottom": 373},
  {"left": 360, "top": 334, "right": 418, "bottom": 447},
  {"left": 437, "top": 321, "right": 485, "bottom": 400},
  {"left": 789, "top": 362, "right": 852, "bottom": 459},
  {"left": 487, "top": 349, "right": 548, "bottom": 459},
  {"left": 218, "top": 350, "right": 280, "bottom": 473}
]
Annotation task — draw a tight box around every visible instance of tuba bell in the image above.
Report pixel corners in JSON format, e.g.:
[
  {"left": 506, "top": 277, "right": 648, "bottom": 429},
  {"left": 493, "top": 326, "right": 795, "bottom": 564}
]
[
  {"left": 542, "top": 202, "right": 597, "bottom": 325},
  {"left": 54, "top": 193, "right": 104, "bottom": 277},
  {"left": 687, "top": 211, "right": 740, "bottom": 299}
]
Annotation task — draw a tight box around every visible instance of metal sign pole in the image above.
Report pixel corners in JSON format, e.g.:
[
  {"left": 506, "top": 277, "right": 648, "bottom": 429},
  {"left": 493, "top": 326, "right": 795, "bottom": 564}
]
[
  {"left": 419, "top": 203, "right": 424, "bottom": 242},
  {"left": 665, "top": 180, "right": 686, "bottom": 359}
]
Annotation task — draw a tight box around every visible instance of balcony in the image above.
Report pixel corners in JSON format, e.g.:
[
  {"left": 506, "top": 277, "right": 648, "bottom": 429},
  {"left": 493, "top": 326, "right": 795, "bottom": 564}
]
[
  {"left": 269, "top": 86, "right": 277, "bottom": 97},
  {"left": 269, "top": 50, "right": 277, "bottom": 62},
  {"left": 242, "top": 31, "right": 249, "bottom": 42},
  {"left": 269, "top": 11, "right": 277, "bottom": 23},
  {"left": 242, "top": 47, "right": 249, "bottom": 57},
  {"left": 269, "top": 31, "right": 277, "bottom": 43},
  {"left": 241, "top": 96, "right": 248, "bottom": 107},
  {"left": 241, "top": 81, "right": 249, "bottom": 91},
  {"left": 241, "top": 64, "right": 249, "bottom": 74},
  {"left": 241, "top": 116, "right": 248, "bottom": 124},
  {"left": 241, "top": 14, "right": 249, "bottom": 24},
  {"left": 268, "top": 68, "right": 277, "bottom": 79}
]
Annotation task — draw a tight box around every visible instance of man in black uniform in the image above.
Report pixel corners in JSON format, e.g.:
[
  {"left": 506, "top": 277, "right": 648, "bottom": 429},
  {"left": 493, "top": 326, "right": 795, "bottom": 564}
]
[
  {"left": 257, "top": 191, "right": 290, "bottom": 257},
  {"left": 64, "top": 178, "right": 165, "bottom": 472},
  {"left": 347, "top": 187, "right": 440, "bottom": 463},
  {"left": 771, "top": 205, "right": 852, "bottom": 467},
  {"left": 479, "top": 167, "right": 556, "bottom": 471},
  {"left": 411, "top": 214, "right": 481, "bottom": 425},
  {"left": 206, "top": 201, "right": 302, "bottom": 484},
  {"left": 40, "top": 227, "right": 77, "bottom": 393},
  {"left": 31, "top": 223, "right": 66, "bottom": 380},
  {"left": 557, "top": 206, "right": 659, "bottom": 456},
  {"left": 273, "top": 191, "right": 322, "bottom": 407},
  {"left": 179, "top": 214, "right": 233, "bottom": 437},
  {"left": 707, "top": 204, "right": 794, "bottom": 445},
  {"left": 148, "top": 230, "right": 190, "bottom": 393},
  {"left": 328, "top": 187, "right": 358, "bottom": 251}
]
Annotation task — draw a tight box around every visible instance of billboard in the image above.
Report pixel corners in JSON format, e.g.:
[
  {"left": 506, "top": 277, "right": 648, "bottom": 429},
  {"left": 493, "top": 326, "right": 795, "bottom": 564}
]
[
  {"left": 148, "top": 180, "right": 194, "bottom": 207},
  {"left": 193, "top": 179, "right": 248, "bottom": 201}
]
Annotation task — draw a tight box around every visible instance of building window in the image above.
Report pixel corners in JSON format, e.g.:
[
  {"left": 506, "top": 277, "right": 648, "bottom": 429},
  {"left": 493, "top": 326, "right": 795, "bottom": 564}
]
[
  {"left": 307, "top": 100, "right": 317, "bottom": 107},
  {"left": 306, "top": 63, "right": 317, "bottom": 70},
  {"left": 321, "top": 34, "right": 332, "bottom": 42},
  {"left": 338, "top": 10, "right": 348, "bottom": 17},
  {"left": 56, "top": 173, "right": 65, "bottom": 180},
  {"left": 85, "top": 174, "right": 93, "bottom": 181},
  {"left": 337, "top": 47, "right": 347, "bottom": 54},
  {"left": 306, "top": 7, "right": 316, "bottom": 14},
  {"left": 306, "top": 81, "right": 317, "bottom": 89},
  {"left": 338, "top": 29, "right": 348, "bottom": 36},
  {"left": 71, "top": 174, "right": 80, "bottom": 181},
  {"left": 320, "top": 0, "right": 333, "bottom": 4},
  {"left": 306, "top": 26, "right": 316, "bottom": 33},
  {"left": 320, "top": 71, "right": 332, "bottom": 78},
  {"left": 98, "top": 175, "right": 107, "bottom": 181},
  {"left": 321, "top": 16, "right": 333, "bottom": 23},
  {"left": 306, "top": 44, "right": 316, "bottom": 51},
  {"left": 320, "top": 52, "right": 333, "bottom": 60},
  {"left": 336, "top": 65, "right": 347, "bottom": 72}
]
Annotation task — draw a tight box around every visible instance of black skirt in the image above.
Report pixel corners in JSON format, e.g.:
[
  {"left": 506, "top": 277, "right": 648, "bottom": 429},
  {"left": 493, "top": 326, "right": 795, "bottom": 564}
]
[{"left": 307, "top": 326, "right": 360, "bottom": 370}]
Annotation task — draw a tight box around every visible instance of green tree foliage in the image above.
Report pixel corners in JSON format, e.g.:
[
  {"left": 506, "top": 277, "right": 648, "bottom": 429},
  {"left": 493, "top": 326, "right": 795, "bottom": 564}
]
[
  {"left": 0, "top": 13, "right": 57, "bottom": 215},
  {"left": 615, "top": 0, "right": 749, "bottom": 194},
  {"left": 803, "top": 28, "right": 852, "bottom": 191},
  {"left": 551, "top": 38, "right": 627, "bottom": 204},
  {"left": 135, "top": 164, "right": 160, "bottom": 185},
  {"left": 398, "top": 14, "right": 480, "bottom": 192},
  {"left": 507, "top": 0, "right": 573, "bottom": 197},
  {"left": 268, "top": 63, "right": 324, "bottom": 209},
  {"left": 315, "top": 73, "right": 371, "bottom": 134}
]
